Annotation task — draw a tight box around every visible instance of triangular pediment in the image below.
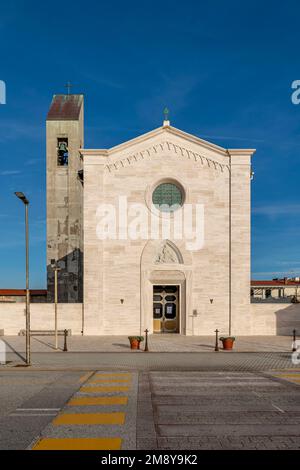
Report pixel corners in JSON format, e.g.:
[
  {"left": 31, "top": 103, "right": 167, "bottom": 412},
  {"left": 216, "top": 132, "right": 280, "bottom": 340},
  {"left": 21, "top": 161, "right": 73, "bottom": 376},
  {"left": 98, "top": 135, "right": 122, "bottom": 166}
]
[
  {"left": 107, "top": 125, "right": 228, "bottom": 157},
  {"left": 80, "top": 124, "right": 255, "bottom": 174}
]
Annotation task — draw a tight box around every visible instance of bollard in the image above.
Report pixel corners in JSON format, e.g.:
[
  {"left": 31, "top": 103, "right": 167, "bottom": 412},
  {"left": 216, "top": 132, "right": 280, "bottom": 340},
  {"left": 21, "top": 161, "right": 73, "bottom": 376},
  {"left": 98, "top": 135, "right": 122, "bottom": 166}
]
[
  {"left": 63, "top": 329, "right": 68, "bottom": 352},
  {"left": 214, "top": 329, "right": 219, "bottom": 352},
  {"left": 144, "top": 328, "right": 149, "bottom": 352},
  {"left": 292, "top": 329, "right": 297, "bottom": 352}
]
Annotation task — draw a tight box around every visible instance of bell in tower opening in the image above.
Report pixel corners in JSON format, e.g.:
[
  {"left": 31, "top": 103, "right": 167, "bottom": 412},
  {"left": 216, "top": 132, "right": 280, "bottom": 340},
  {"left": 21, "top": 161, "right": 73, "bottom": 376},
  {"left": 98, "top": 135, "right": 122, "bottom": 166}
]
[{"left": 57, "top": 137, "right": 69, "bottom": 166}]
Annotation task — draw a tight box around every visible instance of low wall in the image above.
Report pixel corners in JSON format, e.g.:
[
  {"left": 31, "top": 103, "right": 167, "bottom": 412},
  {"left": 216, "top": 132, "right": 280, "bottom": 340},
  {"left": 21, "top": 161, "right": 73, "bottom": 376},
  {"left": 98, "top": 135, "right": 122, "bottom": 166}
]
[
  {"left": 0, "top": 301, "right": 299, "bottom": 336},
  {"left": 250, "top": 302, "right": 300, "bottom": 335},
  {"left": 0, "top": 303, "right": 83, "bottom": 335}
]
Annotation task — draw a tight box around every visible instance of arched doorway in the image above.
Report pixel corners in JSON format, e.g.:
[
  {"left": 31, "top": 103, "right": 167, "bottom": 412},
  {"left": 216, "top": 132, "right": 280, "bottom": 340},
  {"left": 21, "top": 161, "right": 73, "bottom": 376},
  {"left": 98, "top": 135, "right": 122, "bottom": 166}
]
[{"left": 140, "top": 240, "right": 192, "bottom": 334}]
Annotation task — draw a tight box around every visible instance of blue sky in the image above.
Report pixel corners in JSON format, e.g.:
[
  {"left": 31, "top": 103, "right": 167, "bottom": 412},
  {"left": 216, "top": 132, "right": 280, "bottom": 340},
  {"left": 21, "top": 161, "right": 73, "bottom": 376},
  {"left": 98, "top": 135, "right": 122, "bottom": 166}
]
[{"left": 0, "top": 0, "right": 300, "bottom": 288}]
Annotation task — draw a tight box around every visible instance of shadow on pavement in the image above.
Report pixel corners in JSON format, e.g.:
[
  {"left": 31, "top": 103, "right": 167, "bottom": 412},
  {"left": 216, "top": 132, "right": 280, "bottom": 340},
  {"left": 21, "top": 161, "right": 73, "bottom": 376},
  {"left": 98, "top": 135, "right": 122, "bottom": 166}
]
[{"left": 1, "top": 338, "right": 26, "bottom": 363}]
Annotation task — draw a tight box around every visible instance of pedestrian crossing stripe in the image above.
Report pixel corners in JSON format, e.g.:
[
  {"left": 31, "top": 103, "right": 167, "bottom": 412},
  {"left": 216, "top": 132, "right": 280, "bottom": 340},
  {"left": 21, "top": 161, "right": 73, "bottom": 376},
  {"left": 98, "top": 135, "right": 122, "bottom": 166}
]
[
  {"left": 88, "top": 378, "right": 130, "bottom": 383},
  {"left": 68, "top": 396, "right": 128, "bottom": 406},
  {"left": 94, "top": 373, "right": 131, "bottom": 377},
  {"left": 279, "top": 378, "right": 300, "bottom": 383},
  {"left": 80, "top": 385, "right": 129, "bottom": 393},
  {"left": 32, "top": 437, "right": 122, "bottom": 450},
  {"left": 53, "top": 412, "right": 125, "bottom": 425},
  {"left": 275, "top": 374, "right": 300, "bottom": 378},
  {"left": 79, "top": 372, "right": 94, "bottom": 383},
  {"left": 273, "top": 374, "right": 300, "bottom": 385}
]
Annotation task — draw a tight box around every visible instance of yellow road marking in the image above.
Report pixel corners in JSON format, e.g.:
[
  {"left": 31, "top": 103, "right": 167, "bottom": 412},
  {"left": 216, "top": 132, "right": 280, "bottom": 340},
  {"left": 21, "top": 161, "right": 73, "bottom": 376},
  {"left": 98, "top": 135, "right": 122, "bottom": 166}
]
[
  {"left": 53, "top": 412, "right": 125, "bottom": 425},
  {"left": 273, "top": 374, "right": 300, "bottom": 385},
  {"left": 275, "top": 374, "right": 300, "bottom": 378},
  {"left": 283, "top": 379, "right": 300, "bottom": 383},
  {"left": 32, "top": 437, "right": 122, "bottom": 450},
  {"left": 94, "top": 373, "right": 131, "bottom": 377},
  {"left": 88, "top": 378, "right": 130, "bottom": 384},
  {"left": 79, "top": 372, "right": 94, "bottom": 383},
  {"left": 68, "top": 396, "right": 128, "bottom": 406},
  {"left": 80, "top": 385, "right": 129, "bottom": 393}
]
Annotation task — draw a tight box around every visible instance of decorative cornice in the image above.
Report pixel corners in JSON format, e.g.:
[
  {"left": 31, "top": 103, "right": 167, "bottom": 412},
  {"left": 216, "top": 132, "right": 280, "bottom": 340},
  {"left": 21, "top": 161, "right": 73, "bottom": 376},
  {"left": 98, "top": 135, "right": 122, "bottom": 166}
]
[
  {"left": 227, "top": 149, "right": 256, "bottom": 157},
  {"left": 80, "top": 149, "right": 108, "bottom": 157},
  {"left": 104, "top": 140, "right": 230, "bottom": 174}
]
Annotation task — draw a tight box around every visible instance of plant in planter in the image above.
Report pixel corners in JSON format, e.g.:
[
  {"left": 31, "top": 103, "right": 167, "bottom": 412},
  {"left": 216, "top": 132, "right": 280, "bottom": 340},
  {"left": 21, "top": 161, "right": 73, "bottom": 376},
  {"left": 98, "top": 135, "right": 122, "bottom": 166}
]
[
  {"left": 219, "top": 336, "right": 235, "bottom": 350},
  {"left": 128, "top": 336, "right": 144, "bottom": 350}
]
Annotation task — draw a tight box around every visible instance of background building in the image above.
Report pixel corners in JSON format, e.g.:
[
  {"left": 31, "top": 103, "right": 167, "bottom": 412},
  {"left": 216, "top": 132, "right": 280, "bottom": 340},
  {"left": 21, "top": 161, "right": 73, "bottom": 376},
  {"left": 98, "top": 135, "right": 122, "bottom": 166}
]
[
  {"left": 0, "top": 290, "right": 47, "bottom": 303},
  {"left": 251, "top": 278, "right": 300, "bottom": 303}
]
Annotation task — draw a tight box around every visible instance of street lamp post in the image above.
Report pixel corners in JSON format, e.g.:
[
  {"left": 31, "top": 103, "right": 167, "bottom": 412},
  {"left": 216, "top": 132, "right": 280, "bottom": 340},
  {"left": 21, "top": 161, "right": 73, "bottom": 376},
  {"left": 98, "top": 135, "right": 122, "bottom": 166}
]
[
  {"left": 15, "top": 192, "right": 30, "bottom": 365},
  {"left": 51, "top": 259, "right": 61, "bottom": 350}
]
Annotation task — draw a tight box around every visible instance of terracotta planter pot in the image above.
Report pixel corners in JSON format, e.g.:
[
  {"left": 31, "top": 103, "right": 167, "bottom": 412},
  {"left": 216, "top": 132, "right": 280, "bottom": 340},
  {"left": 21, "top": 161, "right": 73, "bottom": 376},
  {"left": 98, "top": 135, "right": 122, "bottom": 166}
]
[
  {"left": 222, "top": 338, "right": 234, "bottom": 350},
  {"left": 130, "top": 339, "right": 140, "bottom": 350}
]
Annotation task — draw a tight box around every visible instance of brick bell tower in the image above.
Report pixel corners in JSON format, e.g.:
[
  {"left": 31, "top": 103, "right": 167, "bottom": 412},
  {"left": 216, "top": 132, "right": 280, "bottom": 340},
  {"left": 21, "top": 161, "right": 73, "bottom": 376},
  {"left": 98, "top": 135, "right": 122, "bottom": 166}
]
[{"left": 46, "top": 92, "right": 84, "bottom": 302}]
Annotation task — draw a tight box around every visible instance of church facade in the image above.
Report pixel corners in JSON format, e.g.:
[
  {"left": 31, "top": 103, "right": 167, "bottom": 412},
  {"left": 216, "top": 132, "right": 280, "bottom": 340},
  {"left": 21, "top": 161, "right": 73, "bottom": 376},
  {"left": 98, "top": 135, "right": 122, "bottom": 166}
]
[{"left": 46, "top": 94, "right": 255, "bottom": 336}]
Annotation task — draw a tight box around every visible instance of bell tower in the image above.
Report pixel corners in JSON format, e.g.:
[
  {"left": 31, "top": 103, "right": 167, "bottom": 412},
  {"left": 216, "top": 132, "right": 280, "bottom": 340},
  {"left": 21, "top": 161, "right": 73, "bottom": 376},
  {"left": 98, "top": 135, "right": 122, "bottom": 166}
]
[{"left": 46, "top": 93, "right": 84, "bottom": 302}]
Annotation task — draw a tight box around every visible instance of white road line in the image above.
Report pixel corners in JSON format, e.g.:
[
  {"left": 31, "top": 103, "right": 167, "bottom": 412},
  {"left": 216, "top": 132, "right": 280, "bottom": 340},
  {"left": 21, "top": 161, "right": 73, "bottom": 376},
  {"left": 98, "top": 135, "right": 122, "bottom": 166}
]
[
  {"left": 16, "top": 408, "right": 60, "bottom": 411},
  {"left": 271, "top": 404, "right": 285, "bottom": 413},
  {"left": 252, "top": 389, "right": 285, "bottom": 413},
  {"left": 11, "top": 413, "right": 58, "bottom": 417}
]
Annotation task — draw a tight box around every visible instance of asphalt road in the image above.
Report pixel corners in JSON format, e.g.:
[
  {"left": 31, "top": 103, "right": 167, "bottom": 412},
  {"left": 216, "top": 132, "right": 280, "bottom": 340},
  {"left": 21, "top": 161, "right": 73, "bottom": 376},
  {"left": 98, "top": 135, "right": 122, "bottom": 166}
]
[
  {"left": 0, "top": 370, "right": 87, "bottom": 449},
  {"left": 0, "top": 369, "right": 300, "bottom": 450}
]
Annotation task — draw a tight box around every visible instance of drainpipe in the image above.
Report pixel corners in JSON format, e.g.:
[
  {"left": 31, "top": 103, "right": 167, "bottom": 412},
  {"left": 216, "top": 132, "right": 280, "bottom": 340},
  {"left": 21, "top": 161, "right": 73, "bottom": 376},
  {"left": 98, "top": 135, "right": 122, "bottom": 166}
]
[
  {"left": 140, "top": 242, "right": 148, "bottom": 335},
  {"left": 81, "top": 300, "right": 84, "bottom": 336}
]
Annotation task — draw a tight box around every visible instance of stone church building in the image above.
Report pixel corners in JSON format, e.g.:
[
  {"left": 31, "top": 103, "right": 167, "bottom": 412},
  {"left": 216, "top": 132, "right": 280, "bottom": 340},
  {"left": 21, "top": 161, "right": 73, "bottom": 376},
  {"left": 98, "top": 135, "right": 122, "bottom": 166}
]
[{"left": 46, "top": 93, "right": 255, "bottom": 336}]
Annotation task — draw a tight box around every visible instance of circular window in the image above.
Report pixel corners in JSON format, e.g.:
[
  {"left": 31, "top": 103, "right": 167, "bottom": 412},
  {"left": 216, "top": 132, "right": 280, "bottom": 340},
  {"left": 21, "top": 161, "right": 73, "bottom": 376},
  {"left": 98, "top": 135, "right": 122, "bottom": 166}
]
[{"left": 152, "top": 182, "right": 183, "bottom": 212}]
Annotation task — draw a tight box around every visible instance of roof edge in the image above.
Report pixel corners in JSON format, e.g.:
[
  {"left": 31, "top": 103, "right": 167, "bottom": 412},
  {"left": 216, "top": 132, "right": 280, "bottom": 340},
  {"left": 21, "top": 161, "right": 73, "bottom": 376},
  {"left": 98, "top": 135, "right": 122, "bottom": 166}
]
[{"left": 80, "top": 125, "right": 257, "bottom": 157}]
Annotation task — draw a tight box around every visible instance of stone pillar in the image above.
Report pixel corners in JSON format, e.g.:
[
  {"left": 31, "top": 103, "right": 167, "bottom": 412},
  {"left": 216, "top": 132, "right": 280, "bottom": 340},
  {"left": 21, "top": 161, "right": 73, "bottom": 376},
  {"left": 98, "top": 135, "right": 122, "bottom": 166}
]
[
  {"left": 228, "top": 149, "right": 255, "bottom": 335},
  {"left": 82, "top": 152, "right": 105, "bottom": 334}
]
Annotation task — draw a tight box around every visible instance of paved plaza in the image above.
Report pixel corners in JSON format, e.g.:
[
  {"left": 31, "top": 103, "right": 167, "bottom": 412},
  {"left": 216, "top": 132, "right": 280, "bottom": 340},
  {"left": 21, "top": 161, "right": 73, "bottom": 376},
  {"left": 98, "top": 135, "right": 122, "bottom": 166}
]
[
  {"left": 1, "top": 333, "right": 296, "bottom": 353},
  {"left": 2, "top": 351, "right": 300, "bottom": 372},
  {"left": 0, "top": 334, "right": 298, "bottom": 371}
]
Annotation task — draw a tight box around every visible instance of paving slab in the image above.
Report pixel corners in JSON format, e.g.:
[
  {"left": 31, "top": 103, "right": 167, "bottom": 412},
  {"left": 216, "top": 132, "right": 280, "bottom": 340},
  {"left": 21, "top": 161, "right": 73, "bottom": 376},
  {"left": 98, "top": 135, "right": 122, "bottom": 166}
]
[
  {"left": 1, "top": 334, "right": 295, "bottom": 354},
  {"left": 2, "top": 351, "right": 300, "bottom": 371}
]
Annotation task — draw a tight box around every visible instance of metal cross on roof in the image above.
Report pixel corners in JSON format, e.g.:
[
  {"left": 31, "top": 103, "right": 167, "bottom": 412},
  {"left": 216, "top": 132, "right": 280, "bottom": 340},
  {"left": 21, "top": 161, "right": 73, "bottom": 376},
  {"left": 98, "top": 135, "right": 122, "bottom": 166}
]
[
  {"left": 163, "top": 107, "right": 170, "bottom": 122},
  {"left": 64, "top": 81, "right": 73, "bottom": 95}
]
